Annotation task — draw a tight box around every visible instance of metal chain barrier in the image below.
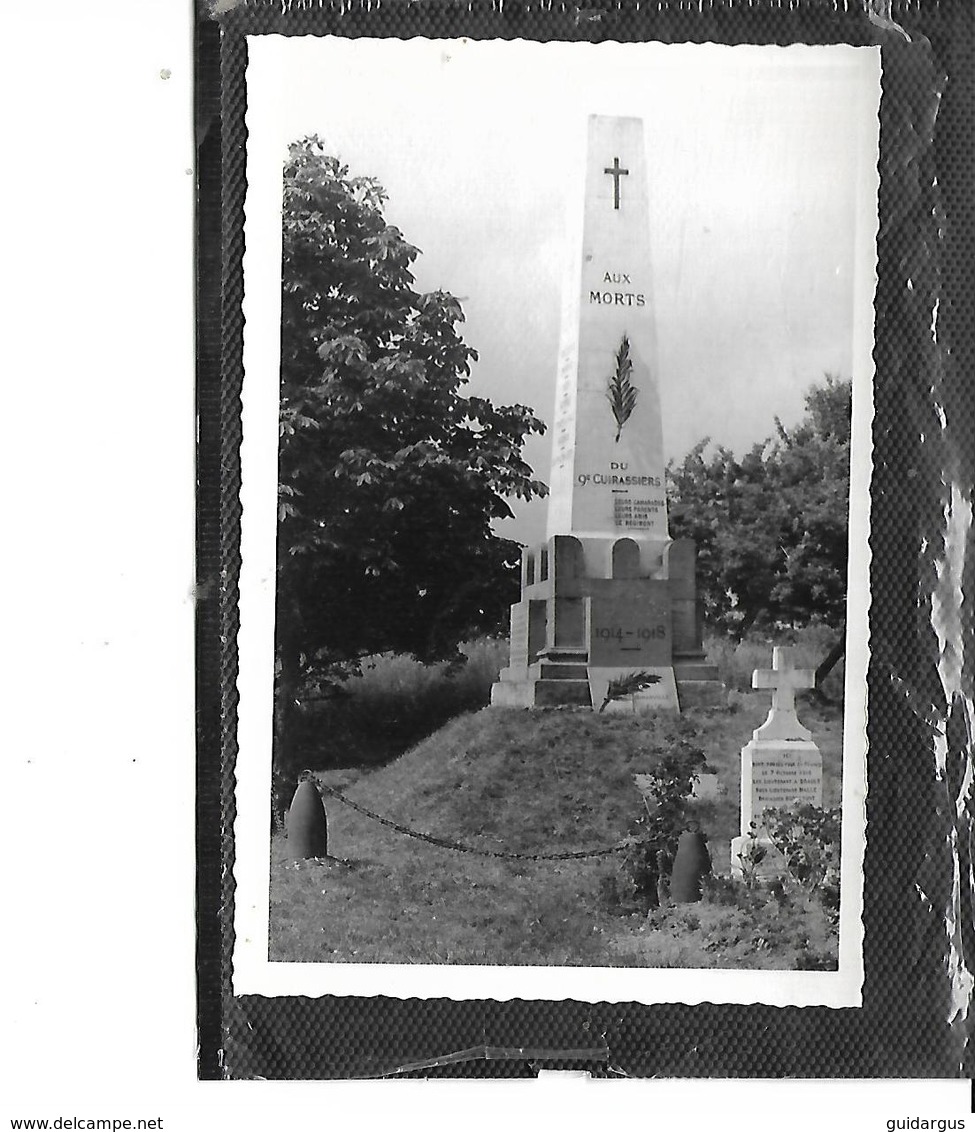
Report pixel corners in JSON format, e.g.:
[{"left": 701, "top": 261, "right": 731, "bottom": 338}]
[{"left": 316, "top": 781, "right": 625, "bottom": 862}]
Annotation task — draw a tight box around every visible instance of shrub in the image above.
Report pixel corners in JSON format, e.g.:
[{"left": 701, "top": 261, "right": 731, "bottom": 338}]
[
  {"left": 606, "top": 727, "right": 707, "bottom": 913},
  {"left": 763, "top": 803, "right": 842, "bottom": 923},
  {"left": 733, "top": 824, "right": 770, "bottom": 888},
  {"left": 618, "top": 877, "right": 838, "bottom": 969},
  {"left": 699, "top": 869, "right": 837, "bottom": 968},
  {"left": 617, "top": 810, "right": 842, "bottom": 969}
]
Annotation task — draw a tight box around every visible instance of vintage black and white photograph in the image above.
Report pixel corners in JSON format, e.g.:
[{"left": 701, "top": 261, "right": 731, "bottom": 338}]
[
  {"left": 234, "top": 37, "right": 879, "bottom": 1004},
  {"left": 6, "top": 0, "right": 975, "bottom": 1111}
]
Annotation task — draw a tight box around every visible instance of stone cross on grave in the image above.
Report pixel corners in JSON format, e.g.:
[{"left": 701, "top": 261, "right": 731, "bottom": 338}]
[{"left": 751, "top": 646, "right": 816, "bottom": 741}]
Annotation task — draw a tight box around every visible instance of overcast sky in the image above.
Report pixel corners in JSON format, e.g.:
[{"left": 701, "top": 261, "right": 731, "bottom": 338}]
[{"left": 247, "top": 38, "right": 880, "bottom": 544}]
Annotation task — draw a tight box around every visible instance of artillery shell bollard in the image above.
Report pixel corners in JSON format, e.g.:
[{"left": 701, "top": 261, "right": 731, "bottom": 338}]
[
  {"left": 286, "top": 778, "right": 328, "bottom": 859},
  {"left": 670, "top": 830, "right": 712, "bottom": 903}
]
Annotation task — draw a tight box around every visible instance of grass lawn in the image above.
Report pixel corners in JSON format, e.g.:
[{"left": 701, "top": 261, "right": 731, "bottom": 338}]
[{"left": 270, "top": 691, "right": 844, "bottom": 968}]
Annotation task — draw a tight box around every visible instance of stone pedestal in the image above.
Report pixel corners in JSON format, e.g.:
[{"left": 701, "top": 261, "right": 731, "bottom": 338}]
[{"left": 490, "top": 535, "right": 722, "bottom": 711}]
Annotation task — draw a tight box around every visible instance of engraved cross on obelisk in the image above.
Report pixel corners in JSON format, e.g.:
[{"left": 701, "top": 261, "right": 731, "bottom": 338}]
[{"left": 604, "top": 156, "right": 629, "bottom": 209}]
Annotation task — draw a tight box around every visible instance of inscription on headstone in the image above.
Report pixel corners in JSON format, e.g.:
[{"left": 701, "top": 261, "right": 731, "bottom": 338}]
[{"left": 744, "top": 744, "right": 823, "bottom": 824}]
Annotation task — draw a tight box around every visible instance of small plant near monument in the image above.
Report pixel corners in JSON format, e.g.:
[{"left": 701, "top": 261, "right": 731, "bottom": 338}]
[
  {"left": 605, "top": 731, "right": 708, "bottom": 913},
  {"left": 598, "top": 669, "right": 661, "bottom": 713},
  {"left": 763, "top": 803, "right": 842, "bottom": 922},
  {"left": 616, "top": 873, "right": 838, "bottom": 970},
  {"left": 734, "top": 823, "right": 769, "bottom": 888}
]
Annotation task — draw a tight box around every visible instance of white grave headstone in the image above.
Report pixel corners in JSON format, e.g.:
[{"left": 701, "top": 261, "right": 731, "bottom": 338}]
[{"left": 730, "top": 647, "right": 823, "bottom": 878}]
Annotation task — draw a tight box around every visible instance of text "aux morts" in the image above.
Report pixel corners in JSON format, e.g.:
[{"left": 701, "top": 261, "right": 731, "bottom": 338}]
[{"left": 589, "top": 272, "right": 645, "bottom": 308}]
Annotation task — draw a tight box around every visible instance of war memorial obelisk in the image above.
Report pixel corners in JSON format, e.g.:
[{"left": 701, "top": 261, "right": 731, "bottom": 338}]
[{"left": 491, "top": 115, "right": 722, "bottom": 712}]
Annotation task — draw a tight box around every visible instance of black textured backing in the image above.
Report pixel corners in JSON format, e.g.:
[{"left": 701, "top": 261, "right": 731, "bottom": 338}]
[{"left": 196, "top": 0, "right": 975, "bottom": 1080}]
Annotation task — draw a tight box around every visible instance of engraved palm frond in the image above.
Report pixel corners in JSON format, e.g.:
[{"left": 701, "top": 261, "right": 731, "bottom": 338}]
[
  {"left": 606, "top": 334, "right": 638, "bottom": 443},
  {"left": 598, "top": 669, "right": 661, "bottom": 712}
]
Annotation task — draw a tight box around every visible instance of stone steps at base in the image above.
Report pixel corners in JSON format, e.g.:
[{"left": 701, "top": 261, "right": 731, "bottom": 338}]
[
  {"left": 533, "top": 679, "right": 593, "bottom": 707},
  {"left": 531, "top": 662, "right": 592, "bottom": 680},
  {"left": 492, "top": 666, "right": 726, "bottom": 709},
  {"left": 676, "top": 680, "right": 727, "bottom": 708},
  {"left": 673, "top": 661, "right": 721, "bottom": 682},
  {"left": 536, "top": 649, "right": 589, "bottom": 665}
]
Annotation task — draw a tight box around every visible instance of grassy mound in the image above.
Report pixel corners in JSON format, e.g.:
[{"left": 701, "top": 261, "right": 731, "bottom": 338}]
[
  {"left": 331, "top": 708, "right": 708, "bottom": 851},
  {"left": 270, "top": 696, "right": 843, "bottom": 967},
  {"left": 283, "top": 638, "right": 509, "bottom": 778}
]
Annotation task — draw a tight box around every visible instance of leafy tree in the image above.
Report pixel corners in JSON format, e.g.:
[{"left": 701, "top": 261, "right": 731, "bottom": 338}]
[
  {"left": 667, "top": 375, "right": 852, "bottom": 638},
  {"left": 769, "top": 377, "right": 852, "bottom": 629},
  {"left": 276, "top": 138, "right": 546, "bottom": 772}
]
